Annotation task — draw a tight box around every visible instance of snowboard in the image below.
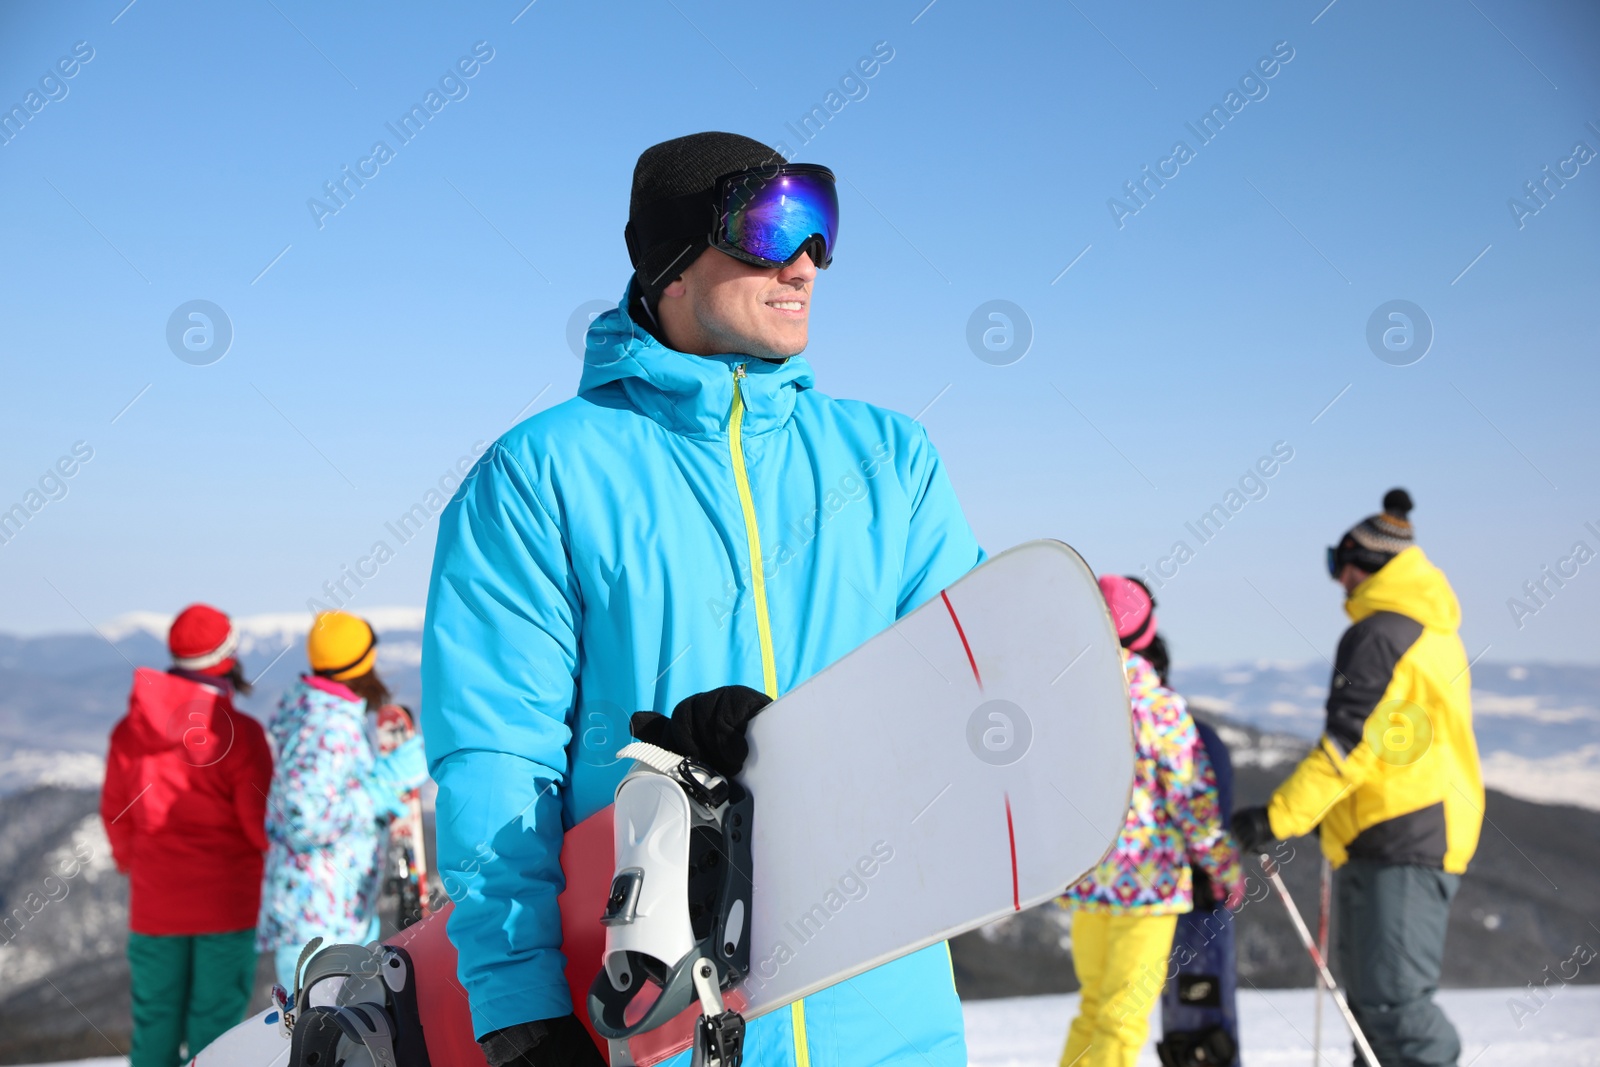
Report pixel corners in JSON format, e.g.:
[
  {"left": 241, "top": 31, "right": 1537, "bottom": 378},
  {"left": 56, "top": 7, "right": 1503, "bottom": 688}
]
[
  {"left": 193, "top": 539, "right": 1136, "bottom": 1067},
  {"left": 1158, "top": 718, "right": 1241, "bottom": 1067},
  {"left": 1159, "top": 902, "right": 1241, "bottom": 1067},
  {"left": 375, "top": 703, "right": 430, "bottom": 930}
]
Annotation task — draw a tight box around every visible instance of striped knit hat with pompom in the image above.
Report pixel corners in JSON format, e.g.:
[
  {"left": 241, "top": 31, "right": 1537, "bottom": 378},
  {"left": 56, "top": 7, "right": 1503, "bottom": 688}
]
[{"left": 1334, "top": 488, "right": 1415, "bottom": 576}]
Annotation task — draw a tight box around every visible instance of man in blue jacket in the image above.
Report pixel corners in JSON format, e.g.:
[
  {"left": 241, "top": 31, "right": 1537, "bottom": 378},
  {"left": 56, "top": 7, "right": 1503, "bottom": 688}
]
[{"left": 422, "top": 132, "right": 984, "bottom": 1067}]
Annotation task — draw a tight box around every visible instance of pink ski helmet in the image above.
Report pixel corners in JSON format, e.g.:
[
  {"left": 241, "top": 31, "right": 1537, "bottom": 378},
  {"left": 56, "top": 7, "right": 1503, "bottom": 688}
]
[{"left": 1098, "top": 574, "right": 1157, "bottom": 652}]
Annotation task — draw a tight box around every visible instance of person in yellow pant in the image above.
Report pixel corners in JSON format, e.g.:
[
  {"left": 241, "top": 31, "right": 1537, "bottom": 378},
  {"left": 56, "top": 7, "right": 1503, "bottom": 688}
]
[
  {"left": 1062, "top": 912, "right": 1179, "bottom": 1066},
  {"left": 1058, "top": 577, "right": 1244, "bottom": 1067}
]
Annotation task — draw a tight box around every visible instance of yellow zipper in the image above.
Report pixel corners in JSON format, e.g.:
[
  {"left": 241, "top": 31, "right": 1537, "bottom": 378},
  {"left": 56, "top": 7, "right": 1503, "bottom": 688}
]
[
  {"left": 729, "top": 364, "right": 805, "bottom": 1063},
  {"left": 729, "top": 363, "right": 778, "bottom": 700},
  {"left": 790, "top": 999, "right": 811, "bottom": 1067}
]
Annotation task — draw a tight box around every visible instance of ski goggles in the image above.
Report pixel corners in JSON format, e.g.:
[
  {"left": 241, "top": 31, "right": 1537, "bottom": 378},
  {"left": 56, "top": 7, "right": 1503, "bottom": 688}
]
[{"left": 713, "top": 163, "right": 838, "bottom": 269}]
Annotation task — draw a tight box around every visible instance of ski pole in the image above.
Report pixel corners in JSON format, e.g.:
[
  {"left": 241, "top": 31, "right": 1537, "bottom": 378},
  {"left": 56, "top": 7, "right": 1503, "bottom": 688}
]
[
  {"left": 1312, "top": 856, "right": 1330, "bottom": 1066},
  {"left": 1259, "top": 854, "right": 1380, "bottom": 1067}
]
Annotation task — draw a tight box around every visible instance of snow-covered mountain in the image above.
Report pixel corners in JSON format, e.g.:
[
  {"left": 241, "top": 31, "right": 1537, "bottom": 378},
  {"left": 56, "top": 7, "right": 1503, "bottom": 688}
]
[
  {"left": 1174, "top": 660, "right": 1600, "bottom": 810},
  {"left": 0, "top": 611, "right": 425, "bottom": 796},
  {"left": 3, "top": 615, "right": 1595, "bottom": 808},
  {"left": 95, "top": 607, "right": 427, "bottom": 651}
]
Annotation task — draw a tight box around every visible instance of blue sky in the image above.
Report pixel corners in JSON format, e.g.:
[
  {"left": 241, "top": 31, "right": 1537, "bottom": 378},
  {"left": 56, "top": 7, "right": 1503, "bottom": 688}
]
[{"left": 1, "top": 0, "right": 1596, "bottom": 666}]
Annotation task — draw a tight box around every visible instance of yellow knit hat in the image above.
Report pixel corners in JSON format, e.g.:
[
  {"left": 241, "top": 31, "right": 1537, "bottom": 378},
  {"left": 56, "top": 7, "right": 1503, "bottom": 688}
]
[{"left": 308, "top": 611, "right": 378, "bottom": 681}]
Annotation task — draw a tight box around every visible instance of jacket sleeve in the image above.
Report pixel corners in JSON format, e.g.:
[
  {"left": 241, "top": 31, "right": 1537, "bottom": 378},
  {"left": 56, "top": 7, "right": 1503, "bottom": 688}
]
[
  {"left": 99, "top": 722, "right": 135, "bottom": 872},
  {"left": 895, "top": 422, "right": 986, "bottom": 617},
  {"left": 1152, "top": 694, "right": 1241, "bottom": 892},
  {"left": 274, "top": 704, "right": 379, "bottom": 849},
  {"left": 421, "top": 443, "right": 581, "bottom": 1038},
  {"left": 1267, "top": 615, "right": 1416, "bottom": 839},
  {"left": 233, "top": 719, "right": 272, "bottom": 854},
  {"left": 1185, "top": 739, "right": 1242, "bottom": 895}
]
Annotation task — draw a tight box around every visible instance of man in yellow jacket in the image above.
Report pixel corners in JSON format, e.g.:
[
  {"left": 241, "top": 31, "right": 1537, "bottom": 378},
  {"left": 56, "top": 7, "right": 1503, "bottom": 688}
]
[{"left": 1234, "top": 489, "right": 1483, "bottom": 1067}]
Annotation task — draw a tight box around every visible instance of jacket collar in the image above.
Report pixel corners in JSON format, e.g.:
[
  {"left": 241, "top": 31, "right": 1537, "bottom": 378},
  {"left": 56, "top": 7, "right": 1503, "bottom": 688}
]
[
  {"left": 304, "top": 673, "right": 361, "bottom": 705},
  {"left": 1346, "top": 546, "right": 1461, "bottom": 632},
  {"left": 168, "top": 666, "right": 233, "bottom": 695},
  {"left": 577, "top": 282, "right": 814, "bottom": 440}
]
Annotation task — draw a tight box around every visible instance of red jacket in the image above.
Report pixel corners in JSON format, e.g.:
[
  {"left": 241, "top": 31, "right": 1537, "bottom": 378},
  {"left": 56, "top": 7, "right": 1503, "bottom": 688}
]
[{"left": 100, "top": 668, "right": 273, "bottom": 935}]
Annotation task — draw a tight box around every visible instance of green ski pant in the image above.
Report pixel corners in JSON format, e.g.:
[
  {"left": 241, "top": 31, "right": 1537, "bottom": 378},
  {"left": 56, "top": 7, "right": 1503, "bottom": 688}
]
[
  {"left": 128, "top": 929, "right": 257, "bottom": 1067},
  {"left": 1336, "top": 860, "right": 1462, "bottom": 1067}
]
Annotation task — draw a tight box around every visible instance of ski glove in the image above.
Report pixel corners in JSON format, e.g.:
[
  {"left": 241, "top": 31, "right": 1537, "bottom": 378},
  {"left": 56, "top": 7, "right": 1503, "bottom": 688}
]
[
  {"left": 368, "top": 735, "right": 429, "bottom": 820},
  {"left": 1232, "top": 806, "right": 1276, "bottom": 855},
  {"left": 630, "top": 685, "right": 772, "bottom": 778},
  {"left": 1193, "top": 863, "right": 1247, "bottom": 912},
  {"left": 479, "top": 1015, "right": 605, "bottom": 1067}
]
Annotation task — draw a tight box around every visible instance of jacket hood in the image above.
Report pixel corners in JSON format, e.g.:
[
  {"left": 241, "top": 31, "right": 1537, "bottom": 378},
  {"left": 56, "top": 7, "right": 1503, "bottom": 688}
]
[
  {"left": 577, "top": 283, "right": 814, "bottom": 439},
  {"left": 124, "top": 667, "right": 232, "bottom": 756},
  {"left": 1346, "top": 546, "right": 1461, "bottom": 632}
]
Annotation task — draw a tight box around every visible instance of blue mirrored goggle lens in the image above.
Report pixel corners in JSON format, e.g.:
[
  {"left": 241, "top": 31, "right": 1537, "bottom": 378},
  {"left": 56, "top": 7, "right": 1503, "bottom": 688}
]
[{"left": 722, "top": 169, "right": 838, "bottom": 267}]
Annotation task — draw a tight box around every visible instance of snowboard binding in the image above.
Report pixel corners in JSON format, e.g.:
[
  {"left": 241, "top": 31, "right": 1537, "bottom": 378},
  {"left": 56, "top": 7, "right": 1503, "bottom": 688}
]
[
  {"left": 1155, "top": 1025, "right": 1238, "bottom": 1067},
  {"left": 587, "top": 741, "right": 753, "bottom": 1067},
  {"left": 281, "top": 938, "right": 431, "bottom": 1067}
]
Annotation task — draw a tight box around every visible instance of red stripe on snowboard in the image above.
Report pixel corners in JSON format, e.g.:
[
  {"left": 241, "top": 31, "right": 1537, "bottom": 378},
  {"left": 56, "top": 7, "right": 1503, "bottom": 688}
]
[
  {"left": 1005, "top": 793, "right": 1020, "bottom": 911},
  {"left": 940, "top": 590, "right": 982, "bottom": 689}
]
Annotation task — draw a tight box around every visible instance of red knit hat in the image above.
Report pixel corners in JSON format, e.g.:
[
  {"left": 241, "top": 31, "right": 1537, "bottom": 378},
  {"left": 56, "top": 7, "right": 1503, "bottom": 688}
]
[
  {"left": 168, "top": 603, "right": 239, "bottom": 675},
  {"left": 1098, "top": 575, "right": 1158, "bottom": 652}
]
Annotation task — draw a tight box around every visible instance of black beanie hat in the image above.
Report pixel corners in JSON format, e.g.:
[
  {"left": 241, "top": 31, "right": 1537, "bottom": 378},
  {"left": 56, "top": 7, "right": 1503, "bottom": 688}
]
[
  {"left": 626, "top": 132, "right": 784, "bottom": 305},
  {"left": 1335, "top": 488, "right": 1416, "bottom": 575}
]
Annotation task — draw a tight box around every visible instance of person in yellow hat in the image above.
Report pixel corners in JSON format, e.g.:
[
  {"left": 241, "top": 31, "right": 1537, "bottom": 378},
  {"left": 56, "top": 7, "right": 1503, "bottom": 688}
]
[{"left": 255, "top": 611, "right": 429, "bottom": 988}]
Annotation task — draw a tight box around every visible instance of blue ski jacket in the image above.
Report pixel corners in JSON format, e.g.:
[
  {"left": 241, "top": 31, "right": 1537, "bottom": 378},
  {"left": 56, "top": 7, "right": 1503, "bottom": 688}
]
[{"left": 421, "top": 288, "right": 984, "bottom": 1065}]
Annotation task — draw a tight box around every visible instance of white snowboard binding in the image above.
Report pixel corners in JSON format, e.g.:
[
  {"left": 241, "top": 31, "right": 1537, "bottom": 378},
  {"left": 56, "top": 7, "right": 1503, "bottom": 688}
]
[{"left": 587, "top": 742, "right": 754, "bottom": 1067}]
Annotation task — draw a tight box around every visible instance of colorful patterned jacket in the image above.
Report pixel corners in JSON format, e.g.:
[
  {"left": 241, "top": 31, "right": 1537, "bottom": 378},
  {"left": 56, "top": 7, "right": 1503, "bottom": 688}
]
[
  {"left": 256, "top": 675, "right": 386, "bottom": 951},
  {"left": 1061, "top": 650, "right": 1242, "bottom": 915}
]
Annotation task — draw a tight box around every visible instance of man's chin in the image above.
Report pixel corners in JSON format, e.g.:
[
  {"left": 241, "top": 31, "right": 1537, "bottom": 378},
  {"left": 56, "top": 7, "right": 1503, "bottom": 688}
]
[
  {"left": 706, "top": 319, "right": 807, "bottom": 361},
  {"left": 749, "top": 329, "right": 808, "bottom": 361},
  {"left": 764, "top": 341, "right": 808, "bottom": 361}
]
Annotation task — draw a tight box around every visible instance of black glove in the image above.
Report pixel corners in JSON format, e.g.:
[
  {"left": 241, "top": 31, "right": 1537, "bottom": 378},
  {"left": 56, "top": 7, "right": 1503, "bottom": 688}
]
[
  {"left": 478, "top": 1015, "right": 605, "bottom": 1067},
  {"left": 1232, "top": 806, "right": 1277, "bottom": 855},
  {"left": 630, "top": 685, "right": 772, "bottom": 777}
]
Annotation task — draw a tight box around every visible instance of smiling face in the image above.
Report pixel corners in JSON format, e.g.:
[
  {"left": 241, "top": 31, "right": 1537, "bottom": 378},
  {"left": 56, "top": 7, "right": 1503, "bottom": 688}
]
[{"left": 655, "top": 247, "right": 816, "bottom": 361}]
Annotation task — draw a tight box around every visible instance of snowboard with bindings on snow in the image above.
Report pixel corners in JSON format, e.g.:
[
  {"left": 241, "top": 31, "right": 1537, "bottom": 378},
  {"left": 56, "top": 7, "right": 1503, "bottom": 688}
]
[{"left": 193, "top": 539, "right": 1138, "bottom": 1067}]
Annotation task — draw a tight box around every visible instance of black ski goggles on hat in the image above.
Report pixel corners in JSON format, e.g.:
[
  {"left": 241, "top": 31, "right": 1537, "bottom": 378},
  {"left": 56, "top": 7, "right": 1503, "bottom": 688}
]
[
  {"left": 714, "top": 163, "right": 838, "bottom": 269},
  {"left": 627, "top": 163, "right": 839, "bottom": 275}
]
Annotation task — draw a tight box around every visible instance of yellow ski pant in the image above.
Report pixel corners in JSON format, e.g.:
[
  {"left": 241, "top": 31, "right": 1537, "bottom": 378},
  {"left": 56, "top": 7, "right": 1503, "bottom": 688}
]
[{"left": 1060, "top": 910, "right": 1179, "bottom": 1067}]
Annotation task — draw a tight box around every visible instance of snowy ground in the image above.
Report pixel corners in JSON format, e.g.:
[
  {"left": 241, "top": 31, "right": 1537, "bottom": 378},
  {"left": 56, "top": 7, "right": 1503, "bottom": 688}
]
[
  {"left": 962, "top": 987, "right": 1600, "bottom": 1067},
  {"left": 12, "top": 988, "right": 1599, "bottom": 1067}
]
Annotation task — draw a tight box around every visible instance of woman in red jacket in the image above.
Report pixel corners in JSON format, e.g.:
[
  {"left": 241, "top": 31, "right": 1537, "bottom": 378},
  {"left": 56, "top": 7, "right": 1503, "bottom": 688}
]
[{"left": 100, "top": 604, "right": 274, "bottom": 1067}]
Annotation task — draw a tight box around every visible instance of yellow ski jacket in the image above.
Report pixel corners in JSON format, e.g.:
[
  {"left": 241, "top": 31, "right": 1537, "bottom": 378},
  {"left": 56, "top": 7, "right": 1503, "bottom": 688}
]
[{"left": 1267, "top": 547, "right": 1484, "bottom": 873}]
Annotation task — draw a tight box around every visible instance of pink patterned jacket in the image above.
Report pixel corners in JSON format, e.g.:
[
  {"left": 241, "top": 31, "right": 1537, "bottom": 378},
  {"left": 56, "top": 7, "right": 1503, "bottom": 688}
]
[{"left": 1061, "top": 650, "right": 1242, "bottom": 915}]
